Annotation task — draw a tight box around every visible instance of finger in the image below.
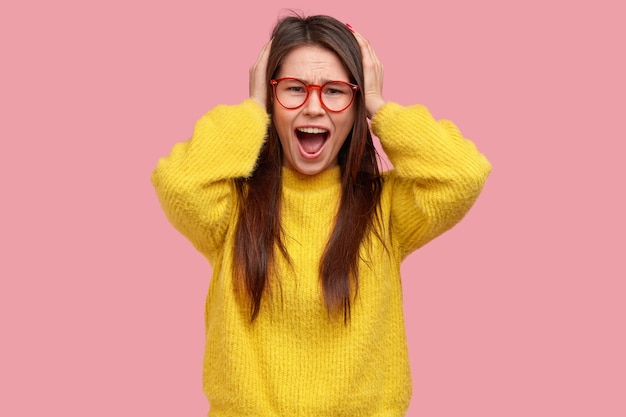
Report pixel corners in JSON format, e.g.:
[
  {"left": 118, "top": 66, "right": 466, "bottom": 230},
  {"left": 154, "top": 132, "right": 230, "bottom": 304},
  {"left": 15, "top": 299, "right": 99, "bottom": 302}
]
[
  {"left": 250, "top": 39, "right": 272, "bottom": 74},
  {"left": 352, "top": 32, "right": 383, "bottom": 75},
  {"left": 249, "top": 39, "right": 273, "bottom": 104}
]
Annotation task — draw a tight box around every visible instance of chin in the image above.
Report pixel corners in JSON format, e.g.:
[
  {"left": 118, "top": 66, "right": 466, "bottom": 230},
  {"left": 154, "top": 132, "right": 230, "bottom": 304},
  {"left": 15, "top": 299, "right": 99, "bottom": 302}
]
[{"left": 288, "top": 157, "right": 333, "bottom": 176}]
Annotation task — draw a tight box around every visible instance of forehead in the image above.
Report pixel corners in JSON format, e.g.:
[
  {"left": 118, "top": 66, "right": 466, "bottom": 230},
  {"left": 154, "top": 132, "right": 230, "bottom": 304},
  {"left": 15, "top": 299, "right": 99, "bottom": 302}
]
[{"left": 278, "top": 45, "right": 350, "bottom": 82}]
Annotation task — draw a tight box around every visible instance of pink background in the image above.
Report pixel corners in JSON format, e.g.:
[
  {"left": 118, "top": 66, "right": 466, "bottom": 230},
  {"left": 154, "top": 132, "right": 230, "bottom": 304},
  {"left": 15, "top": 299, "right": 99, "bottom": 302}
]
[{"left": 1, "top": 0, "right": 624, "bottom": 416}]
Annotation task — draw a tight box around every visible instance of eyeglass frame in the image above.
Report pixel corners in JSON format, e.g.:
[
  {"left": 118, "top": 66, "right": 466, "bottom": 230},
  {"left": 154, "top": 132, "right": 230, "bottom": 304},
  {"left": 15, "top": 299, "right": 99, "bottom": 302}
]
[{"left": 270, "top": 77, "right": 360, "bottom": 113}]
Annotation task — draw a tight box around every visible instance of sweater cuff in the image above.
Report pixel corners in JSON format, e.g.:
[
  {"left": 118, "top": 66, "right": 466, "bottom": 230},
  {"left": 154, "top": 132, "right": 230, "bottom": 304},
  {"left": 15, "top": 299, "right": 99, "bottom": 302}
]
[{"left": 370, "top": 102, "right": 431, "bottom": 139}]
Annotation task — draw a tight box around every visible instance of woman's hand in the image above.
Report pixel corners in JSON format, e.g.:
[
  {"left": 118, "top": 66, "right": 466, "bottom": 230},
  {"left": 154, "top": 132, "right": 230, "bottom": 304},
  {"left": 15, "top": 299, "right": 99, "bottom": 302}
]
[
  {"left": 352, "top": 31, "right": 386, "bottom": 118},
  {"left": 249, "top": 39, "right": 272, "bottom": 107}
]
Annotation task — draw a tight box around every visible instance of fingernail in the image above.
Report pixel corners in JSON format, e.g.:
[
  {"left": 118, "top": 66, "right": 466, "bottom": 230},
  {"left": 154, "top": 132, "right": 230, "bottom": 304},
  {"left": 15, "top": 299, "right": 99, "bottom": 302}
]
[{"left": 345, "top": 23, "right": 355, "bottom": 33}]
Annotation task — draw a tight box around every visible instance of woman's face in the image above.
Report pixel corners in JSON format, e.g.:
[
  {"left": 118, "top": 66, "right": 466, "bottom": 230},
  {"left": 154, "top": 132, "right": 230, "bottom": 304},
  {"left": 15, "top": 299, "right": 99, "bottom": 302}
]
[{"left": 272, "top": 45, "right": 356, "bottom": 176}]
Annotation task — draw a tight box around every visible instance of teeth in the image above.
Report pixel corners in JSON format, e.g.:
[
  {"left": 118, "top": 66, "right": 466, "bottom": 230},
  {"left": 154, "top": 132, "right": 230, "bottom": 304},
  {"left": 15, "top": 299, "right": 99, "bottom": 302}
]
[{"left": 297, "top": 127, "right": 328, "bottom": 134}]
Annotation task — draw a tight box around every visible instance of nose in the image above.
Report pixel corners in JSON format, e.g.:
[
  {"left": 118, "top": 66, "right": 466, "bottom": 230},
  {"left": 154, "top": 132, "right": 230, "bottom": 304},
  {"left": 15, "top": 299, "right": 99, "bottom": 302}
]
[{"left": 303, "top": 86, "right": 325, "bottom": 115}]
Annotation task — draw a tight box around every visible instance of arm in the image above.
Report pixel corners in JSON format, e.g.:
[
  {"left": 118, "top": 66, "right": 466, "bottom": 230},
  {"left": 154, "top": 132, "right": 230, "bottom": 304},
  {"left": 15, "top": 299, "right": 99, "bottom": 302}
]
[
  {"left": 151, "top": 40, "right": 272, "bottom": 262},
  {"left": 372, "top": 103, "right": 492, "bottom": 258},
  {"left": 352, "top": 29, "right": 490, "bottom": 258},
  {"left": 151, "top": 99, "right": 269, "bottom": 262}
]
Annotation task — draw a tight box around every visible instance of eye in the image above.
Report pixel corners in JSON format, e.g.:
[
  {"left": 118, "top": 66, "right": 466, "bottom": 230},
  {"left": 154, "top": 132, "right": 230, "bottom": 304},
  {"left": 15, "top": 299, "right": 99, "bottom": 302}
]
[
  {"left": 286, "top": 86, "right": 306, "bottom": 93},
  {"left": 323, "top": 83, "right": 350, "bottom": 96},
  {"left": 279, "top": 80, "right": 308, "bottom": 94}
]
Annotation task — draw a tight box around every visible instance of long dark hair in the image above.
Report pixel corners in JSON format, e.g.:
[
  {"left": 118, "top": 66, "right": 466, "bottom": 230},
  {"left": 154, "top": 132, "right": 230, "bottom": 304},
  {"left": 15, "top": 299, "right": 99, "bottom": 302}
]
[{"left": 234, "top": 14, "right": 383, "bottom": 322}]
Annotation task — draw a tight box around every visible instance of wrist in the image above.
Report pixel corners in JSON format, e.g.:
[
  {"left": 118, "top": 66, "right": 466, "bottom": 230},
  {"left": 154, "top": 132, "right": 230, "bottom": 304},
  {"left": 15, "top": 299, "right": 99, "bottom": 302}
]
[
  {"left": 367, "top": 97, "right": 386, "bottom": 118},
  {"left": 249, "top": 95, "right": 266, "bottom": 108}
]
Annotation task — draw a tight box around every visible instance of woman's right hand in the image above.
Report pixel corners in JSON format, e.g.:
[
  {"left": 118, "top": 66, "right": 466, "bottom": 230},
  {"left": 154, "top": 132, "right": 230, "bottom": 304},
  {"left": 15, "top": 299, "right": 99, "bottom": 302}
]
[{"left": 249, "top": 39, "right": 272, "bottom": 107}]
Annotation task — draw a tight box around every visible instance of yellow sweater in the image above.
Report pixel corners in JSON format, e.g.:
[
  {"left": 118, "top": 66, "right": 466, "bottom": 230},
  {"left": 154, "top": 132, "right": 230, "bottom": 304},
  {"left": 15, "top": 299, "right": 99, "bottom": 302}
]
[{"left": 152, "top": 99, "right": 491, "bottom": 416}]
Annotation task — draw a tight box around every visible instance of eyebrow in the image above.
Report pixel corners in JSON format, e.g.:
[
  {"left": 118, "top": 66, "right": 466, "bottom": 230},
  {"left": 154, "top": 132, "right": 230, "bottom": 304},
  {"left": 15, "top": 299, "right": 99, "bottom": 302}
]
[{"left": 285, "top": 77, "right": 348, "bottom": 85}]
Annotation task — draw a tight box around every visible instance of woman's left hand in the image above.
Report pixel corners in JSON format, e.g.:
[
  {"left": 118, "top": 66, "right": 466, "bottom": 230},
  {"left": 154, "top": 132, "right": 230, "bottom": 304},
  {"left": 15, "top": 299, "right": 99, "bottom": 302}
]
[{"left": 353, "top": 31, "right": 386, "bottom": 118}]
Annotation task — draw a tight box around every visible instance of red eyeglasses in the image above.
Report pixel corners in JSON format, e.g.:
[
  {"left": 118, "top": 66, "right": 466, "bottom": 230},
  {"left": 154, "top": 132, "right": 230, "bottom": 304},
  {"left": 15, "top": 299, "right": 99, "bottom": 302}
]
[{"left": 270, "top": 78, "right": 359, "bottom": 112}]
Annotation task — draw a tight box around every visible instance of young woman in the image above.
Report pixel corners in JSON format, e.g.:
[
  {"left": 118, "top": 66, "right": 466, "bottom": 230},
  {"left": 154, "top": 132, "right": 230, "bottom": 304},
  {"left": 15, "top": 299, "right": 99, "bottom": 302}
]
[{"left": 152, "top": 14, "right": 491, "bottom": 417}]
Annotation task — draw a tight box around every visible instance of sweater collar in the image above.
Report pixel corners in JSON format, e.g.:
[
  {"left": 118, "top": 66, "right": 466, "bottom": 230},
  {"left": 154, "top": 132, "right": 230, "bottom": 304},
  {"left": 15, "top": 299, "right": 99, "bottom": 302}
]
[{"left": 282, "top": 166, "right": 342, "bottom": 192}]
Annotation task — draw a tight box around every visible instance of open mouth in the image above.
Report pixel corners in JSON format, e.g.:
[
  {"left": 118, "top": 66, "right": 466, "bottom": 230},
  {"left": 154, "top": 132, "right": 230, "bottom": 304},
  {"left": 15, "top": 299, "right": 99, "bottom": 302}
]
[{"left": 296, "top": 127, "right": 329, "bottom": 157}]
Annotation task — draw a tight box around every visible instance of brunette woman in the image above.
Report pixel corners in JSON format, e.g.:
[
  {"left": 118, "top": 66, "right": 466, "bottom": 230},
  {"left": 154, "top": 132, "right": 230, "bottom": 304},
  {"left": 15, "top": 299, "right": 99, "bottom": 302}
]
[{"left": 152, "top": 14, "right": 491, "bottom": 417}]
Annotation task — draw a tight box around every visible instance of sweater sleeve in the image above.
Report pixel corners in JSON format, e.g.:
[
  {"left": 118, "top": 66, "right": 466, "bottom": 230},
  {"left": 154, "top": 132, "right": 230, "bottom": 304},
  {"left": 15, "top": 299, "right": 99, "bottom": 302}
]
[
  {"left": 371, "top": 102, "right": 492, "bottom": 259},
  {"left": 151, "top": 99, "right": 270, "bottom": 262}
]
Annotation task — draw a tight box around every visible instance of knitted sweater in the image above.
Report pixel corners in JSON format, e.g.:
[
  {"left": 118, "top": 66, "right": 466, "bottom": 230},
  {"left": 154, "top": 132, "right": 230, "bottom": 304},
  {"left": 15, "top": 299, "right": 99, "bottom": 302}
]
[{"left": 152, "top": 99, "right": 491, "bottom": 416}]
